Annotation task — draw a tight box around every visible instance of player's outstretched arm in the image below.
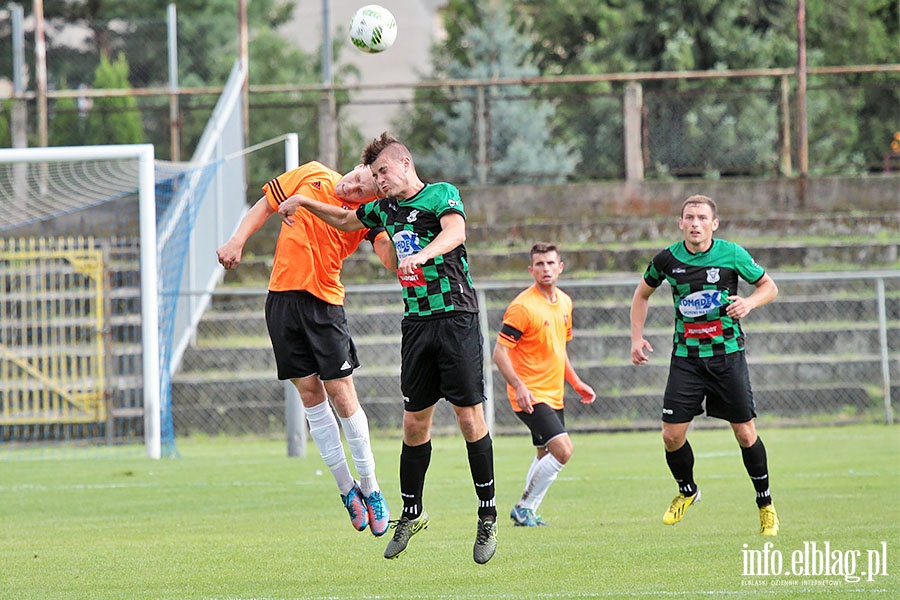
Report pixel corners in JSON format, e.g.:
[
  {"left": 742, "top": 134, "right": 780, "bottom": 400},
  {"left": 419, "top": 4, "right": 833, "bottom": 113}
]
[
  {"left": 291, "top": 195, "right": 365, "bottom": 232},
  {"left": 216, "top": 196, "right": 274, "bottom": 270},
  {"left": 398, "top": 212, "right": 466, "bottom": 275}
]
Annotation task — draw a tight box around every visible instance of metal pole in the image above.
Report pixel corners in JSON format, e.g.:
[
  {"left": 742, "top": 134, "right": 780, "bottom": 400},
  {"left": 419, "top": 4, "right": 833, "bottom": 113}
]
[
  {"left": 478, "top": 289, "right": 494, "bottom": 436},
  {"left": 283, "top": 132, "right": 305, "bottom": 456},
  {"left": 319, "top": 0, "right": 337, "bottom": 167},
  {"left": 167, "top": 4, "right": 181, "bottom": 161},
  {"left": 238, "top": 0, "right": 250, "bottom": 148},
  {"left": 779, "top": 74, "right": 792, "bottom": 176},
  {"left": 475, "top": 85, "right": 488, "bottom": 185},
  {"left": 10, "top": 4, "right": 27, "bottom": 150},
  {"left": 796, "top": 0, "right": 808, "bottom": 208},
  {"left": 10, "top": 5, "right": 27, "bottom": 207},
  {"left": 876, "top": 277, "right": 894, "bottom": 425},
  {"left": 624, "top": 81, "right": 644, "bottom": 182},
  {"left": 284, "top": 381, "right": 306, "bottom": 458},
  {"left": 33, "top": 0, "right": 48, "bottom": 148}
]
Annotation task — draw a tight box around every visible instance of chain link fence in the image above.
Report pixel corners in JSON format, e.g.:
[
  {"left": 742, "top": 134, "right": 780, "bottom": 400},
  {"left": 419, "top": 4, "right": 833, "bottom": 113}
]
[{"left": 171, "top": 272, "right": 899, "bottom": 439}]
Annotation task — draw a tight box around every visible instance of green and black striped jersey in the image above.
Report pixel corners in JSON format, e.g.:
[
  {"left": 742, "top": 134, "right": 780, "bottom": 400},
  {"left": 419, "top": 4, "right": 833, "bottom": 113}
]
[
  {"left": 643, "top": 238, "right": 766, "bottom": 358},
  {"left": 356, "top": 182, "right": 478, "bottom": 318}
]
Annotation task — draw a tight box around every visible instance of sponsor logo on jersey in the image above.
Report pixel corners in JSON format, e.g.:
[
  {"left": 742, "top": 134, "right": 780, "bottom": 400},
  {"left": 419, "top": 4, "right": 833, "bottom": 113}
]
[
  {"left": 679, "top": 289, "right": 728, "bottom": 317},
  {"left": 447, "top": 198, "right": 461, "bottom": 209},
  {"left": 684, "top": 319, "right": 723, "bottom": 339},
  {"left": 672, "top": 267, "right": 686, "bottom": 274},
  {"left": 394, "top": 230, "right": 425, "bottom": 287},
  {"left": 394, "top": 230, "right": 422, "bottom": 258},
  {"left": 312, "top": 181, "right": 322, "bottom": 190},
  {"left": 706, "top": 268, "right": 720, "bottom": 283}
]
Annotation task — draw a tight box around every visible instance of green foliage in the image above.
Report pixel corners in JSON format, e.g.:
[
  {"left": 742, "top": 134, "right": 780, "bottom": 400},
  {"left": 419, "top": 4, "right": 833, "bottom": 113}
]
[
  {"left": 83, "top": 53, "right": 144, "bottom": 145},
  {"left": 48, "top": 85, "right": 84, "bottom": 147},
  {"left": 0, "top": 100, "right": 10, "bottom": 147},
  {"left": 510, "top": 0, "right": 896, "bottom": 176},
  {"left": 804, "top": 0, "right": 900, "bottom": 172},
  {"left": 398, "top": 4, "right": 578, "bottom": 184}
]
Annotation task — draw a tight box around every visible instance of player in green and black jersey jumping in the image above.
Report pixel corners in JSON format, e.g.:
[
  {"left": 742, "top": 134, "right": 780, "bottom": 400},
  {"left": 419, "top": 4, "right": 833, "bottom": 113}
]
[
  {"left": 629, "top": 195, "right": 781, "bottom": 536},
  {"left": 292, "top": 133, "right": 497, "bottom": 565}
]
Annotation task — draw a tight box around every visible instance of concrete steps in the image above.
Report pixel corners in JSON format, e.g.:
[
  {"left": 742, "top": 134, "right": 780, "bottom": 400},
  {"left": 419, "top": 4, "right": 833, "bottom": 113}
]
[{"left": 170, "top": 209, "right": 899, "bottom": 434}]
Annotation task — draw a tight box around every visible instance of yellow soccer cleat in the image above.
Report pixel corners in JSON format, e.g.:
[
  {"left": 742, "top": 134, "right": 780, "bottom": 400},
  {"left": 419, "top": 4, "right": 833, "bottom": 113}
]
[
  {"left": 663, "top": 488, "right": 701, "bottom": 525},
  {"left": 759, "top": 503, "right": 780, "bottom": 536}
]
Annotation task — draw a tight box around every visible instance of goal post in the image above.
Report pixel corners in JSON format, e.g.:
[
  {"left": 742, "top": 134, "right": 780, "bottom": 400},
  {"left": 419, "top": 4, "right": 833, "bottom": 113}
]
[{"left": 0, "top": 143, "right": 161, "bottom": 458}]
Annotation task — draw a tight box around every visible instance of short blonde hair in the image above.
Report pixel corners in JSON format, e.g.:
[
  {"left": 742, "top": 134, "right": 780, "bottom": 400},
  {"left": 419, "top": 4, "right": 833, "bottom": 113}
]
[{"left": 681, "top": 195, "right": 717, "bottom": 218}]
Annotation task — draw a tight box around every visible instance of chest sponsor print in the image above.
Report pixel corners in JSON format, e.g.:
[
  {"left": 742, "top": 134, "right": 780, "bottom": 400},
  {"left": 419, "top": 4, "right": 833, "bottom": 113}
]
[
  {"left": 679, "top": 289, "right": 729, "bottom": 318},
  {"left": 684, "top": 319, "right": 723, "bottom": 339},
  {"left": 393, "top": 229, "right": 425, "bottom": 287}
]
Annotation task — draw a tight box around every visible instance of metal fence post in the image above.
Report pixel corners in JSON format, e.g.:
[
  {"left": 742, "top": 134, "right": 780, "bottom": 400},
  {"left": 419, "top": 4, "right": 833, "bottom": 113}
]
[
  {"left": 624, "top": 81, "right": 644, "bottom": 182},
  {"left": 284, "top": 380, "right": 307, "bottom": 457},
  {"left": 478, "top": 289, "right": 494, "bottom": 435},
  {"left": 876, "top": 276, "right": 894, "bottom": 425}
]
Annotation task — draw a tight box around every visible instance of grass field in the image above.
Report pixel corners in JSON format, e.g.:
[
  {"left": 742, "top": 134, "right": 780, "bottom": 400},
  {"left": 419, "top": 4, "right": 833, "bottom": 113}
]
[{"left": 1, "top": 424, "right": 898, "bottom": 599}]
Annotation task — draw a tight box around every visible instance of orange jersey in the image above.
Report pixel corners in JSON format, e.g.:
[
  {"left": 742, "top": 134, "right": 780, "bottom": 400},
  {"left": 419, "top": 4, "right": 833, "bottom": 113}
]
[
  {"left": 263, "top": 161, "right": 374, "bottom": 305},
  {"left": 496, "top": 285, "right": 573, "bottom": 411}
]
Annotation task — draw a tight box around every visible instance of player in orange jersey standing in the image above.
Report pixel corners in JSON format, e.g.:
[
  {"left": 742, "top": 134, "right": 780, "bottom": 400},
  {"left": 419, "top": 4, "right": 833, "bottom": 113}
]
[
  {"left": 492, "top": 242, "right": 596, "bottom": 527},
  {"left": 216, "top": 161, "right": 395, "bottom": 536}
]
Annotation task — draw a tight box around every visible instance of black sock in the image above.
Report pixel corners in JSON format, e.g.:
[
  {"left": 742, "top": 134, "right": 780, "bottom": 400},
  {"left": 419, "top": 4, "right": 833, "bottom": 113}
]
[
  {"left": 466, "top": 433, "right": 497, "bottom": 520},
  {"left": 399, "top": 440, "right": 431, "bottom": 519},
  {"left": 741, "top": 437, "right": 773, "bottom": 508},
  {"left": 666, "top": 440, "right": 697, "bottom": 496}
]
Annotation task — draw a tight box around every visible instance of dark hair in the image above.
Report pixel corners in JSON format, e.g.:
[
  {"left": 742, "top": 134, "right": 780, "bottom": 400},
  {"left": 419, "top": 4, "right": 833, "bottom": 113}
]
[
  {"left": 530, "top": 242, "right": 560, "bottom": 261},
  {"left": 681, "top": 195, "right": 718, "bottom": 218},
  {"left": 361, "top": 131, "right": 408, "bottom": 166}
]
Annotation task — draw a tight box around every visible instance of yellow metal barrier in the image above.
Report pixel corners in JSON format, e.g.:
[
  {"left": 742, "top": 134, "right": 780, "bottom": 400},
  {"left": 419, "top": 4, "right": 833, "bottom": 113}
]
[{"left": 0, "top": 236, "right": 106, "bottom": 425}]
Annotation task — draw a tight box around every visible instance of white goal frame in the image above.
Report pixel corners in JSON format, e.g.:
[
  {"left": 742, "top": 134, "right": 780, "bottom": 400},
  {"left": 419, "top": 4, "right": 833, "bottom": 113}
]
[{"left": 0, "top": 144, "right": 161, "bottom": 458}]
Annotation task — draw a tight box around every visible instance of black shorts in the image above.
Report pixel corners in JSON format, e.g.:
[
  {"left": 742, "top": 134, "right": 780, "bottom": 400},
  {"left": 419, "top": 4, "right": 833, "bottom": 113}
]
[
  {"left": 400, "top": 312, "right": 485, "bottom": 411},
  {"left": 265, "top": 291, "right": 360, "bottom": 381},
  {"left": 662, "top": 352, "right": 756, "bottom": 424},
  {"left": 515, "top": 402, "right": 567, "bottom": 447}
]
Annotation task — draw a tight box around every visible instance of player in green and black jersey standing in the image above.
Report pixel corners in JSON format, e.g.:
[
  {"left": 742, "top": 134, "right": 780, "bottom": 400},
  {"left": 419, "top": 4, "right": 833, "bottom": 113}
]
[
  {"left": 629, "top": 195, "right": 780, "bottom": 536},
  {"left": 290, "top": 132, "right": 498, "bottom": 565}
]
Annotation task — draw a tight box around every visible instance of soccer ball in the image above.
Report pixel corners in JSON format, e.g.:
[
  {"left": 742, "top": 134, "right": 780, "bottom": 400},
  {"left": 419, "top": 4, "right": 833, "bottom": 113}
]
[{"left": 349, "top": 5, "right": 398, "bottom": 54}]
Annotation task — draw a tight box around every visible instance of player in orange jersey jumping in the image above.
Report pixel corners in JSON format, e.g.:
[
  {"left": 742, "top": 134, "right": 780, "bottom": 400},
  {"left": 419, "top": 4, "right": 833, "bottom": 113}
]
[
  {"left": 216, "top": 161, "right": 395, "bottom": 536},
  {"left": 492, "top": 242, "right": 596, "bottom": 527}
]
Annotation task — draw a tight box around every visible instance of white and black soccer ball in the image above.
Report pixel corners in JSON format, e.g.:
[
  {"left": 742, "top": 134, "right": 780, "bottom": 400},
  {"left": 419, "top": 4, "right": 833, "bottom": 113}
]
[{"left": 349, "top": 5, "right": 398, "bottom": 54}]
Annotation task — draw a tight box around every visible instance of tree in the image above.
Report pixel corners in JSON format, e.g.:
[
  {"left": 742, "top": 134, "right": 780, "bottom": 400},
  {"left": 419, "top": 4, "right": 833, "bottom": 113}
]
[
  {"left": 83, "top": 53, "right": 144, "bottom": 145},
  {"left": 397, "top": 2, "right": 578, "bottom": 184},
  {"left": 515, "top": 0, "right": 897, "bottom": 175},
  {"left": 48, "top": 80, "right": 84, "bottom": 146}
]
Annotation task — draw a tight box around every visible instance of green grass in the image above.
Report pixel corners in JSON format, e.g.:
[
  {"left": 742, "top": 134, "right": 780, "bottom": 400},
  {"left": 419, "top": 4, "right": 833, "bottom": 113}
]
[{"left": 2, "top": 425, "right": 898, "bottom": 599}]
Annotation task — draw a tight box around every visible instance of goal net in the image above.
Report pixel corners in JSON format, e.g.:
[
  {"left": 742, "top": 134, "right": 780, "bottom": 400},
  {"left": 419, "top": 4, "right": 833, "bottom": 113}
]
[{"left": 0, "top": 63, "right": 248, "bottom": 459}]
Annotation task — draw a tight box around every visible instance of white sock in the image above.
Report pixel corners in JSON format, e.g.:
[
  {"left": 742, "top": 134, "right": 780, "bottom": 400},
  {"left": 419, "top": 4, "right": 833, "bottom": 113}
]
[
  {"left": 339, "top": 407, "right": 379, "bottom": 496},
  {"left": 520, "top": 454, "right": 564, "bottom": 512},
  {"left": 305, "top": 401, "right": 354, "bottom": 495}
]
